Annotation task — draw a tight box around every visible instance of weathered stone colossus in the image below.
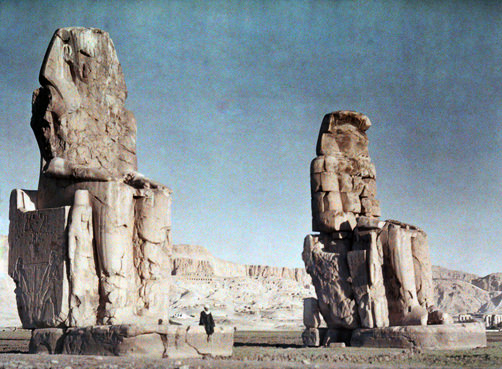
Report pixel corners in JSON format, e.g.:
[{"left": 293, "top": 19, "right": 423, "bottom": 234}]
[
  {"left": 303, "top": 111, "right": 446, "bottom": 334},
  {"left": 9, "top": 27, "right": 172, "bottom": 328}
]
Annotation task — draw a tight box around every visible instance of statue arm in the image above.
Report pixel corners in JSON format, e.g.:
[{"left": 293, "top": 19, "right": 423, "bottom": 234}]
[{"left": 43, "top": 157, "right": 113, "bottom": 181}]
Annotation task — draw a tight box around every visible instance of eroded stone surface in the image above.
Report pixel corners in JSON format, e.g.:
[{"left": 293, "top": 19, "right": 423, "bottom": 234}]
[
  {"left": 303, "top": 111, "right": 453, "bottom": 340},
  {"left": 31, "top": 27, "right": 136, "bottom": 182},
  {"left": 351, "top": 322, "right": 487, "bottom": 350},
  {"left": 301, "top": 328, "right": 320, "bottom": 347},
  {"left": 29, "top": 324, "right": 233, "bottom": 358},
  {"left": 311, "top": 112, "right": 379, "bottom": 232},
  {"left": 303, "top": 298, "right": 321, "bottom": 329},
  {"left": 68, "top": 190, "right": 99, "bottom": 327},
  {"left": 8, "top": 190, "right": 70, "bottom": 328},
  {"left": 9, "top": 27, "right": 173, "bottom": 328},
  {"left": 302, "top": 235, "right": 358, "bottom": 329},
  {"left": 29, "top": 328, "right": 65, "bottom": 354}
]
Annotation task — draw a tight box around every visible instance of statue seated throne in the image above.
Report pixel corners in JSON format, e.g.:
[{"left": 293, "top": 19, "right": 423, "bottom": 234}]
[{"left": 9, "top": 27, "right": 172, "bottom": 328}]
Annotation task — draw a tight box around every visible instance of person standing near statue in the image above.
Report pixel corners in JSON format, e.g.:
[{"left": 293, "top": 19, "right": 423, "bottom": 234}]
[{"left": 199, "top": 304, "right": 215, "bottom": 340}]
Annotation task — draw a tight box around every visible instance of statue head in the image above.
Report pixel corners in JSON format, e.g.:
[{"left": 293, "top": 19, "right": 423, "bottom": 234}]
[{"left": 31, "top": 27, "right": 137, "bottom": 178}]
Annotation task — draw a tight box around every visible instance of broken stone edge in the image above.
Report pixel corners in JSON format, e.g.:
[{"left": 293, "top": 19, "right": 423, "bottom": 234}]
[
  {"left": 350, "top": 322, "right": 486, "bottom": 350},
  {"left": 29, "top": 325, "right": 234, "bottom": 358}
]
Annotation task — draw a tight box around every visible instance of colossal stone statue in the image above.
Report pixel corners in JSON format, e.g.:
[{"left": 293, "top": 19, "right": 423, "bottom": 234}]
[
  {"left": 302, "top": 111, "right": 449, "bottom": 338},
  {"left": 9, "top": 27, "right": 172, "bottom": 328}
]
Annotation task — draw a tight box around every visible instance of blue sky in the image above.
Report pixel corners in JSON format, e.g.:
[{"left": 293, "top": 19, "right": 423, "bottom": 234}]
[{"left": 1, "top": 0, "right": 501, "bottom": 275}]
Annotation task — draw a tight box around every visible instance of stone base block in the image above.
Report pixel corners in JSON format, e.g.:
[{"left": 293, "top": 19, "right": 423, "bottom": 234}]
[
  {"left": 29, "top": 324, "right": 234, "bottom": 358},
  {"left": 322, "top": 328, "right": 352, "bottom": 346},
  {"left": 350, "top": 322, "right": 486, "bottom": 350},
  {"left": 0, "top": 328, "right": 31, "bottom": 353},
  {"left": 302, "top": 328, "right": 320, "bottom": 347},
  {"left": 29, "top": 328, "right": 65, "bottom": 354},
  {"left": 302, "top": 328, "right": 352, "bottom": 347}
]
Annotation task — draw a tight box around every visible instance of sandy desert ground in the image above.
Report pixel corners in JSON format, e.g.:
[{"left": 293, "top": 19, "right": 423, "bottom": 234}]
[{"left": 1, "top": 330, "right": 502, "bottom": 368}]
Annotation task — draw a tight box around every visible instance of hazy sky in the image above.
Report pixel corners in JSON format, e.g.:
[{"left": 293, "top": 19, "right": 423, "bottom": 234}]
[{"left": 0, "top": 1, "right": 501, "bottom": 276}]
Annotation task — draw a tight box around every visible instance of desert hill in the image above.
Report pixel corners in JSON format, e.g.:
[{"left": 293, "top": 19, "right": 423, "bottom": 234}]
[
  {"left": 1, "top": 237, "right": 502, "bottom": 328},
  {"left": 0, "top": 235, "right": 18, "bottom": 327},
  {"left": 432, "top": 265, "right": 479, "bottom": 283}
]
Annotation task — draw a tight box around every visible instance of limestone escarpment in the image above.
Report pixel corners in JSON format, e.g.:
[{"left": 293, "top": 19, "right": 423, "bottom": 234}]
[
  {"left": 432, "top": 266, "right": 479, "bottom": 283},
  {"left": 170, "top": 244, "right": 310, "bottom": 284}
]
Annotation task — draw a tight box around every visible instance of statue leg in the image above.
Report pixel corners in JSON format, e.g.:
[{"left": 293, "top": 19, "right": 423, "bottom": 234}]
[
  {"left": 87, "top": 181, "right": 136, "bottom": 324},
  {"left": 134, "top": 188, "right": 172, "bottom": 320}
]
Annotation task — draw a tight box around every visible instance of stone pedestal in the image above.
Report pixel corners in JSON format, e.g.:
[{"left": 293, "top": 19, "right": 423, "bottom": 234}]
[
  {"left": 29, "top": 324, "right": 234, "bottom": 358},
  {"left": 350, "top": 322, "right": 486, "bottom": 350},
  {"left": 302, "top": 327, "right": 352, "bottom": 347}
]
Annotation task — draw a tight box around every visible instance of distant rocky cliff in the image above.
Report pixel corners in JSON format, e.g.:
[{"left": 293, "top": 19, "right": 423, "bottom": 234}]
[
  {"left": 2, "top": 238, "right": 502, "bottom": 328},
  {"left": 171, "top": 244, "right": 311, "bottom": 284},
  {"left": 432, "top": 266, "right": 479, "bottom": 283},
  {"left": 472, "top": 273, "right": 502, "bottom": 293}
]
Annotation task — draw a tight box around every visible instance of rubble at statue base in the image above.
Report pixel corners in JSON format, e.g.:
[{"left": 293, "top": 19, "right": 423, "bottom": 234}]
[
  {"left": 301, "top": 111, "right": 486, "bottom": 350},
  {"left": 8, "top": 27, "right": 232, "bottom": 358}
]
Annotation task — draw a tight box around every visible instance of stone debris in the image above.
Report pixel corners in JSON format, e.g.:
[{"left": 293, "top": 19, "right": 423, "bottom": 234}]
[{"left": 302, "top": 111, "right": 476, "bottom": 348}]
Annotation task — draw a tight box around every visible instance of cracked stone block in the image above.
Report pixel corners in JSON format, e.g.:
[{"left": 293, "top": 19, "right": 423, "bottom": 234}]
[
  {"left": 310, "top": 156, "right": 325, "bottom": 173},
  {"left": 411, "top": 229, "right": 434, "bottom": 310},
  {"left": 302, "top": 328, "right": 321, "bottom": 347},
  {"left": 317, "top": 133, "right": 340, "bottom": 155},
  {"left": 361, "top": 197, "right": 381, "bottom": 217},
  {"left": 324, "top": 155, "right": 338, "bottom": 172},
  {"left": 314, "top": 211, "right": 357, "bottom": 233},
  {"left": 338, "top": 173, "right": 353, "bottom": 192},
  {"left": 29, "top": 325, "right": 235, "bottom": 358},
  {"left": 311, "top": 173, "right": 321, "bottom": 192},
  {"left": 29, "top": 328, "right": 65, "bottom": 354},
  {"left": 303, "top": 298, "right": 321, "bottom": 328},
  {"left": 302, "top": 235, "right": 358, "bottom": 329},
  {"left": 352, "top": 176, "right": 365, "bottom": 195},
  {"left": 351, "top": 322, "right": 486, "bottom": 350},
  {"left": 185, "top": 326, "right": 233, "bottom": 357},
  {"left": 380, "top": 222, "right": 427, "bottom": 326},
  {"left": 62, "top": 326, "right": 164, "bottom": 357},
  {"left": 356, "top": 216, "right": 382, "bottom": 230},
  {"left": 320, "top": 172, "right": 339, "bottom": 192},
  {"left": 341, "top": 192, "right": 361, "bottom": 213},
  {"left": 361, "top": 178, "right": 377, "bottom": 197},
  {"left": 8, "top": 189, "right": 71, "bottom": 328}
]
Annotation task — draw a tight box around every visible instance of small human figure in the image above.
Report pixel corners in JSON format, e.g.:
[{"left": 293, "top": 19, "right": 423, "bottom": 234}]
[{"left": 199, "top": 304, "right": 215, "bottom": 340}]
